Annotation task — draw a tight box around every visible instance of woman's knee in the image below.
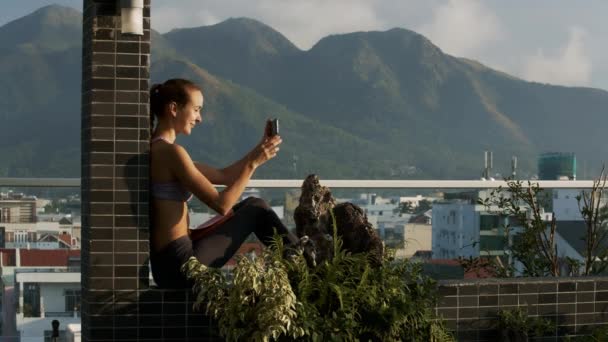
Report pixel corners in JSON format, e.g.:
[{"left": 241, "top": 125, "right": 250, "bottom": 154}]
[{"left": 242, "top": 196, "right": 270, "bottom": 210}]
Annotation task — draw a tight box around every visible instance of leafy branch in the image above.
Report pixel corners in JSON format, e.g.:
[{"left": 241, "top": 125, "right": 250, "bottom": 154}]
[
  {"left": 479, "top": 179, "right": 559, "bottom": 277},
  {"left": 182, "top": 209, "right": 454, "bottom": 341},
  {"left": 577, "top": 166, "right": 608, "bottom": 276}
]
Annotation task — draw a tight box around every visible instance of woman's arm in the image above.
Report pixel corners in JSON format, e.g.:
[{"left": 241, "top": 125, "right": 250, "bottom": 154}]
[
  {"left": 169, "top": 145, "right": 253, "bottom": 215},
  {"left": 193, "top": 162, "right": 230, "bottom": 186},
  {"left": 170, "top": 135, "right": 282, "bottom": 215},
  {"left": 193, "top": 153, "right": 257, "bottom": 186},
  {"left": 194, "top": 121, "right": 280, "bottom": 186}
]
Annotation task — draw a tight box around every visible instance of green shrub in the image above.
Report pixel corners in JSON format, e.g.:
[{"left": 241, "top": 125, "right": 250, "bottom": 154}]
[
  {"left": 498, "top": 307, "right": 554, "bottom": 341},
  {"left": 182, "top": 210, "right": 454, "bottom": 342}
]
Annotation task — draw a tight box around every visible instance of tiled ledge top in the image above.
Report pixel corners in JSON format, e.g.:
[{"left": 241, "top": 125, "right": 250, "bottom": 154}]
[{"left": 439, "top": 276, "right": 608, "bottom": 286}]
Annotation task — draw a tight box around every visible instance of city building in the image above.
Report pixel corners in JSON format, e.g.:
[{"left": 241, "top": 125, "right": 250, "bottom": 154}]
[
  {"left": 283, "top": 190, "right": 300, "bottom": 229},
  {"left": 550, "top": 187, "right": 608, "bottom": 274},
  {"left": 432, "top": 193, "right": 593, "bottom": 276},
  {"left": 35, "top": 199, "right": 52, "bottom": 215},
  {"left": 552, "top": 189, "right": 584, "bottom": 221},
  {"left": 361, "top": 197, "right": 398, "bottom": 217},
  {"left": 402, "top": 214, "right": 432, "bottom": 258},
  {"left": 0, "top": 249, "right": 81, "bottom": 285},
  {"left": 538, "top": 152, "right": 576, "bottom": 180},
  {"left": 398, "top": 195, "right": 425, "bottom": 207},
  {"left": 432, "top": 200, "right": 532, "bottom": 260},
  {"left": 66, "top": 323, "right": 81, "bottom": 342},
  {"left": 1, "top": 219, "right": 80, "bottom": 250},
  {"left": 375, "top": 216, "right": 410, "bottom": 249},
  {"left": 15, "top": 268, "right": 80, "bottom": 341},
  {"left": 0, "top": 193, "right": 37, "bottom": 224},
  {"left": 0, "top": 249, "right": 80, "bottom": 340}
]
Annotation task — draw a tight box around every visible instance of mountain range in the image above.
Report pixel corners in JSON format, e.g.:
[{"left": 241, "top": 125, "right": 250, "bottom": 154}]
[{"left": 1, "top": 5, "right": 607, "bottom": 180}]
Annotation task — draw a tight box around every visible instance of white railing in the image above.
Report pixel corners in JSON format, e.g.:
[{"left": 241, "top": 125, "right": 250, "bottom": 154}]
[
  {"left": 0, "top": 178, "right": 80, "bottom": 187},
  {"left": 44, "top": 311, "right": 80, "bottom": 317},
  {"left": 0, "top": 177, "right": 596, "bottom": 189}
]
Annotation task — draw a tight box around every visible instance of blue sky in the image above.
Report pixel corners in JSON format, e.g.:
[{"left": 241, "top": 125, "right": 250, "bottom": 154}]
[{"left": 2, "top": 0, "right": 607, "bottom": 90}]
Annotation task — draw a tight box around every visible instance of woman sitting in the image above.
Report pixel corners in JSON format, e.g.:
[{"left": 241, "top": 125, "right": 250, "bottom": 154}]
[{"left": 149, "top": 78, "right": 298, "bottom": 288}]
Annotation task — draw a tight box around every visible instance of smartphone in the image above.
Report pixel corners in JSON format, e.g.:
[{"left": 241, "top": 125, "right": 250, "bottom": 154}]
[{"left": 270, "top": 118, "right": 279, "bottom": 136}]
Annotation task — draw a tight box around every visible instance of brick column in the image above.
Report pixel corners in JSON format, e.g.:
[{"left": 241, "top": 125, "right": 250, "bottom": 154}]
[{"left": 81, "top": 1, "right": 151, "bottom": 340}]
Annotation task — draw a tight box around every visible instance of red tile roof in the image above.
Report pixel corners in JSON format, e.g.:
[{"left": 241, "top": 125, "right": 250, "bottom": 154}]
[
  {"left": 38, "top": 233, "right": 73, "bottom": 247},
  {"left": 58, "top": 233, "right": 72, "bottom": 246},
  {"left": 224, "top": 242, "right": 264, "bottom": 267},
  {"left": 0, "top": 249, "right": 80, "bottom": 267},
  {"left": 426, "top": 258, "right": 495, "bottom": 279},
  {"left": 20, "top": 249, "right": 80, "bottom": 267},
  {"left": 426, "top": 259, "right": 461, "bottom": 266},
  {"left": 0, "top": 248, "right": 16, "bottom": 266}
]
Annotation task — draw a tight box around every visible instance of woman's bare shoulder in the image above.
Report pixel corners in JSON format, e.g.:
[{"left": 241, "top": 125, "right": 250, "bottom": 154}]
[
  {"left": 152, "top": 141, "right": 188, "bottom": 157},
  {"left": 152, "top": 143, "right": 195, "bottom": 170},
  {"left": 151, "top": 143, "right": 196, "bottom": 183}
]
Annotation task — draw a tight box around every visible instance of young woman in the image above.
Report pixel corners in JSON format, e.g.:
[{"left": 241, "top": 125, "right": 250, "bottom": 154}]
[{"left": 149, "top": 78, "right": 298, "bottom": 288}]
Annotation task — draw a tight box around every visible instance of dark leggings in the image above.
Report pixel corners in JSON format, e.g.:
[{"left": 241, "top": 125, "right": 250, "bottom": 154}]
[
  {"left": 150, "top": 197, "right": 297, "bottom": 288},
  {"left": 194, "top": 196, "right": 297, "bottom": 267}
]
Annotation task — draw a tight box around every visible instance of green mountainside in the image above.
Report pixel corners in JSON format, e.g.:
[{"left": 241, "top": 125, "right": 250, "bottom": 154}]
[{"left": 1, "top": 6, "right": 607, "bottom": 179}]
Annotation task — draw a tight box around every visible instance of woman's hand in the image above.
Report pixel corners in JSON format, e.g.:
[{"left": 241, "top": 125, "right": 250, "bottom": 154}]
[
  {"left": 247, "top": 120, "right": 282, "bottom": 169},
  {"left": 249, "top": 134, "right": 282, "bottom": 169}
]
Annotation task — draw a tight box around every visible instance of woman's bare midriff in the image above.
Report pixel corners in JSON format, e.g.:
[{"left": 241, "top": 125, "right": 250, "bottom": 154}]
[{"left": 150, "top": 198, "right": 190, "bottom": 253}]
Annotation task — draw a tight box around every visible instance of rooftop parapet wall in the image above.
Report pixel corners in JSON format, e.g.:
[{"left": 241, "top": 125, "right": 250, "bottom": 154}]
[{"left": 436, "top": 277, "right": 608, "bottom": 341}]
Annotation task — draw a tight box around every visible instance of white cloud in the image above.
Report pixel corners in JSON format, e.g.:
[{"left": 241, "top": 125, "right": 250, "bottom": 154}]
[
  {"left": 152, "top": 0, "right": 387, "bottom": 50},
  {"left": 252, "top": 1, "right": 385, "bottom": 49},
  {"left": 523, "top": 27, "right": 592, "bottom": 86},
  {"left": 417, "top": 0, "right": 504, "bottom": 57},
  {"left": 152, "top": 1, "right": 503, "bottom": 54},
  {"left": 152, "top": 5, "right": 220, "bottom": 33}
]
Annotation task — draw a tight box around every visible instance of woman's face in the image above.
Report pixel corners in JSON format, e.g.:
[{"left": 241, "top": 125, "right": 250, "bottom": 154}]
[{"left": 175, "top": 88, "right": 203, "bottom": 135}]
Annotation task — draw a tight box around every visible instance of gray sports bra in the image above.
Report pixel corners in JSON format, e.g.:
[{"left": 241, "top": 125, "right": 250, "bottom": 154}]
[{"left": 150, "top": 136, "right": 193, "bottom": 202}]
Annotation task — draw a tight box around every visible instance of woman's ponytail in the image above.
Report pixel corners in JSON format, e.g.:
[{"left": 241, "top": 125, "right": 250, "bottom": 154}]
[{"left": 149, "top": 83, "right": 163, "bottom": 136}]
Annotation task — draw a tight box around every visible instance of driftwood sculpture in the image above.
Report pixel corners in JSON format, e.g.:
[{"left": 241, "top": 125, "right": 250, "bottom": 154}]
[{"left": 293, "top": 174, "right": 384, "bottom": 266}]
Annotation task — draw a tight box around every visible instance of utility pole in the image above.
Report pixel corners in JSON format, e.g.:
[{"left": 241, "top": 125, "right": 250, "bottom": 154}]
[
  {"left": 292, "top": 154, "right": 298, "bottom": 178},
  {"left": 483, "top": 151, "right": 494, "bottom": 179}
]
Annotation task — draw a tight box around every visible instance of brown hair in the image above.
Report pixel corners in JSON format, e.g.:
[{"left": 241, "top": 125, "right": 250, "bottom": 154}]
[{"left": 149, "top": 79, "right": 202, "bottom": 136}]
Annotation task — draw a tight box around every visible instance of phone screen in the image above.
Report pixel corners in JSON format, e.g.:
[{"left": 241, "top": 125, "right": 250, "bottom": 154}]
[{"left": 271, "top": 118, "right": 279, "bottom": 136}]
